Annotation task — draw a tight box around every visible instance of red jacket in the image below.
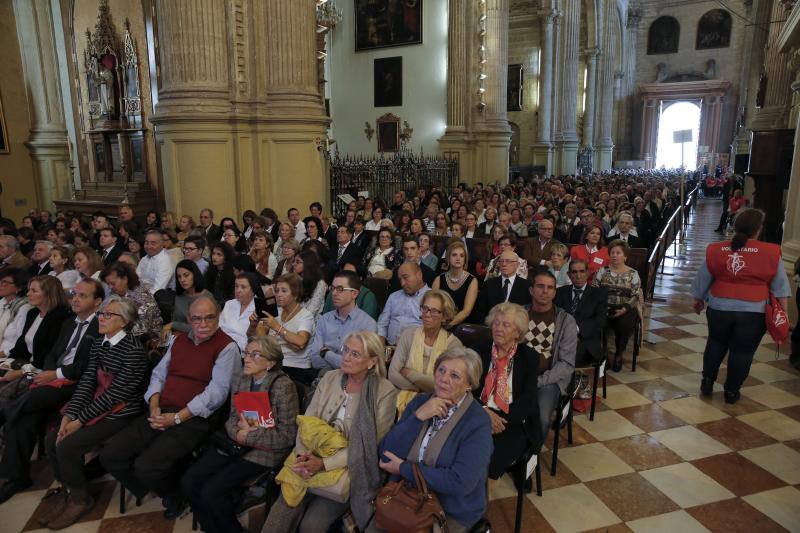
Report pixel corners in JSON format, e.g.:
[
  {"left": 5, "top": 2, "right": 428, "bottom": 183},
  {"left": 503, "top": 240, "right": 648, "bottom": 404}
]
[
  {"left": 706, "top": 239, "right": 781, "bottom": 302},
  {"left": 569, "top": 245, "right": 609, "bottom": 282}
]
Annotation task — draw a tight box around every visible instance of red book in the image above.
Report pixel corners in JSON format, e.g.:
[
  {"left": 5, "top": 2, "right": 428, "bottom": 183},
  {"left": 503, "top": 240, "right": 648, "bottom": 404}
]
[{"left": 233, "top": 391, "right": 275, "bottom": 429}]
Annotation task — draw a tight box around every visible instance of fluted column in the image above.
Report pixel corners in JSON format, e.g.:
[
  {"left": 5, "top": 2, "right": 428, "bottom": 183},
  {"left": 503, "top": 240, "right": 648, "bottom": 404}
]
[
  {"left": 582, "top": 47, "right": 599, "bottom": 149},
  {"left": 532, "top": 7, "right": 556, "bottom": 172},
  {"left": 616, "top": 5, "right": 641, "bottom": 161},
  {"left": 639, "top": 97, "right": 659, "bottom": 169},
  {"left": 445, "top": 0, "right": 468, "bottom": 129},
  {"left": 12, "top": 0, "right": 70, "bottom": 210},
  {"left": 594, "top": 0, "right": 617, "bottom": 170},
  {"left": 555, "top": 0, "right": 580, "bottom": 174},
  {"left": 753, "top": 0, "right": 795, "bottom": 129}
]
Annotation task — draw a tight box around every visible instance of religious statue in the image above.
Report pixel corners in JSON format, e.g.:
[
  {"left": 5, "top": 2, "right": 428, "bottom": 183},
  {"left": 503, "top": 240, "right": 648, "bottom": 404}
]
[{"left": 97, "top": 55, "right": 117, "bottom": 118}]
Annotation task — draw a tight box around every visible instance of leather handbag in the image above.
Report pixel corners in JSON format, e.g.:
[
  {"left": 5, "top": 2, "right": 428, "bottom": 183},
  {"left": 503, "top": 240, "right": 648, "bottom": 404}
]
[{"left": 374, "top": 462, "right": 448, "bottom": 533}]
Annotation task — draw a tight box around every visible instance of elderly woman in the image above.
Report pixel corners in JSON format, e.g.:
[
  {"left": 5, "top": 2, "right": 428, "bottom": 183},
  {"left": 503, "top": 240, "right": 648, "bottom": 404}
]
[
  {"left": 389, "top": 290, "right": 462, "bottom": 413},
  {"left": 263, "top": 331, "right": 397, "bottom": 532},
  {"left": 548, "top": 242, "right": 571, "bottom": 288},
  {"left": 273, "top": 222, "right": 296, "bottom": 262},
  {"left": 432, "top": 241, "right": 478, "bottom": 327},
  {"left": 177, "top": 215, "right": 196, "bottom": 243},
  {"left": 592, "top": 240, "right": 643, "bottom": 372},
  {"left": 363, "top": 228, "right": 401, "bottom": 279},
  {"left": 418, "top": 233, "right": 439, "bottom": 272},
  {"left": 0, "top": 268, "right": 31, "bottom": 355},
  {"left": 41, "top": 297, "right": 147, "bottom": 529},
  {"left": 484, "top": 232, "right": 528, "bottom": 281},
  {"left": 475, "top": 303, "right": 541, "bottom": 478},
  {"left": 101, "top": 262, "right": 163, "bottom": 344},
  {"left": 570, "top": 225, "right": 609, "bottom": 282},
  {"left": 49, "top": 246, "right": 81, "bottom": 292},
  {"left": 379, "top": 347, "right": 492, "bottom": 532},
  {"left": 181, "top": 335, "right": 299, "bottom": 533},
  {"left": 274, "top": 238, "right": 299, "bottom": 279},
  {"left": 220, "top": 273, "right": 266, "bottom": 351},
  {"left": 254, "top": 273, "right": 316, "bottom": 385}
]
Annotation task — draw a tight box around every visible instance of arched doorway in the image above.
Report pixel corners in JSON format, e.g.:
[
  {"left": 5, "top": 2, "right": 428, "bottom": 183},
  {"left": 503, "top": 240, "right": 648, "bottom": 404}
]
[{"left": 656, "top": 101, "right": 701, "bottom": 168}]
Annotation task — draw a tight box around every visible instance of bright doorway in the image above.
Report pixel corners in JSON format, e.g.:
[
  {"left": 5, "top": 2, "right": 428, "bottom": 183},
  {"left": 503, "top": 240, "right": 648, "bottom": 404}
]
[{"left": 655, "top": 100, "right": 701, "bottom": 169}]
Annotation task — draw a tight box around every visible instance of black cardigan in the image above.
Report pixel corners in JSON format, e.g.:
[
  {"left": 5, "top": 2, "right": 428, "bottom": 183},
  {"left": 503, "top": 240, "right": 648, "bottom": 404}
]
[{"left": 9, "top": 306, "right": 72, "bottom": 370}]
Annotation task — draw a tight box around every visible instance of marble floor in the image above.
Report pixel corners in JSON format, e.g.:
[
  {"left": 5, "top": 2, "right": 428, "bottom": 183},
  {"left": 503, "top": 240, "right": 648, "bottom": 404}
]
[{"left": 1, "top": 198, "right": 799, "bottom": 532}]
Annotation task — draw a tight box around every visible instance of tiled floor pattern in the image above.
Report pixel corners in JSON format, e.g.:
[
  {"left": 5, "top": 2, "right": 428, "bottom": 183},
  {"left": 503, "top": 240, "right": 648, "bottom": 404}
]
[{"left": 1, "top": 198, "right": 799, "bottom": 532}]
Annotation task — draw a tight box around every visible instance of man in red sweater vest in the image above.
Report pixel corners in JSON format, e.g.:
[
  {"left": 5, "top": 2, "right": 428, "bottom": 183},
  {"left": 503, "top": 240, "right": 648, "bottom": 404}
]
[{"left": 100, "top": 296, "right": 238, "bottom": 518}]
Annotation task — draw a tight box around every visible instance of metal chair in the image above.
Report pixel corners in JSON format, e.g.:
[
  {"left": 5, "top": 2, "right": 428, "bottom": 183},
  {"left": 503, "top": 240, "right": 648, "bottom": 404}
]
[{"left": 550, "top": 374, "right": 578, "bottom": 476}]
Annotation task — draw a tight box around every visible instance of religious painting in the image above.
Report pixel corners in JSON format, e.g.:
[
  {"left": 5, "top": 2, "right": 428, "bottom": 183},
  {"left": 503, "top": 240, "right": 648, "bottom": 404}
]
[
  {"left": 647, "top": 16, "right": 680, "bottom": 55},
  {"left": 507, "top": 64, "right": 523, "bottom": 111},
  {"left": 0, "top": 92, "right": 8, "bottom": 154},
  {"left": 374, "top": 56, "right": 402, "bottom": 107},
  {"left": 377, "top": 113, "right": 400, "bottom": 152},
  {"left": 696, "top": 9, "right": 732, "bottom": 50},
  {"left": 355, "top": 0, "right": 422, "bottom": 51},
  {"left": 131, "top": 138, "right": 144, "bottom": 173}
]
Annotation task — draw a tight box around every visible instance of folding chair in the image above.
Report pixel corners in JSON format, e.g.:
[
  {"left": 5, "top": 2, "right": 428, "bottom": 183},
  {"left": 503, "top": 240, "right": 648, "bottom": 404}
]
[{"left": 550, "top": 375, "right": 578, "bottom": 476}]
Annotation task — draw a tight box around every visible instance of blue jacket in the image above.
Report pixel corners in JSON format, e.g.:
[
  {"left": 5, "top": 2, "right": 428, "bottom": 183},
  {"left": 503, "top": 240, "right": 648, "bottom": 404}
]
[{"left": 379, "top": 393, "right": 493, "bottom": 528}]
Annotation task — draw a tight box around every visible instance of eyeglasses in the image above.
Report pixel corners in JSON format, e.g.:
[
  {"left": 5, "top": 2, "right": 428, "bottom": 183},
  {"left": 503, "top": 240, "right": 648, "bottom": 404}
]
[
  {"left": 98, "top": 311, "right": 123, "bottom": 320},
  {"left": 331, "top": 285, "right": 358, "bottom": 294},
  {"left": 0, "top": 280, "right": 15, "bottom": 286},
  {"left": 341, "top": 344, "right": 366, "bottom": 360},
  {"left": 420, "top": 305, "right": 443, "bottom": 316},
  {"left": 189, "top": 314, "right": 218, "bottom": 324},
  {"left": 183, "top": 246, "right": 198, "bottom": 252},
  {"left": 242, "top": 351, "right": 266, "bottom": 361}
]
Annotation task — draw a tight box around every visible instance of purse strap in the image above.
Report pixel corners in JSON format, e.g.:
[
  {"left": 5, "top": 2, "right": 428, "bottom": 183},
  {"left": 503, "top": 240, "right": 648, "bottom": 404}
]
[{"left": 411, "top": 462, "right": 430, "bottom": 497}]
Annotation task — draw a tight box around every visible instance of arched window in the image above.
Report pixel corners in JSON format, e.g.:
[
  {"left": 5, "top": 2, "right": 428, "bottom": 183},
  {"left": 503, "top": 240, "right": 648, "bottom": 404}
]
[
  {"left": 647, "top": 16, "right": 680, "bottom": 55},
  {"left": 696, "top": 9, "right": 732, "bottom": 49}
]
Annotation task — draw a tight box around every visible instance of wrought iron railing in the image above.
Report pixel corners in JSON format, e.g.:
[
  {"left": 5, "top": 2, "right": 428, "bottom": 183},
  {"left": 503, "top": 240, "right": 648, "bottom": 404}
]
[{"left": 327, "top": 149, "right": 459, "bottom": 218}]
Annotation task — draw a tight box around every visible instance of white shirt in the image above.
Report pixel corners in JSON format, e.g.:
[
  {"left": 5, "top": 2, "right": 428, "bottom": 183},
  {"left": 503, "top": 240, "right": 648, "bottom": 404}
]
[
  {"left": 57, "top": 313, "right": 96, "bottom": 379},
  {"left": 365, "top": 220, "right": 382, "bottom": 231},
  {"left": 50, "top": 270, "right": 82, "bottom": 291},
  {"left": 272, "top": 306, "right": 315, "bottom": 369},
  {"left": 294, "top": 221, "right": 307, "bottom": 241},
  {"left": 136, "top": 249, "right": 174, "bottom": 294},
  {"left": 0, "top": 302, "right": 31, "bottom": 353},
  {"left": 220, "top": 298, "right": 256, "bottom": 351},
  {"left": 24, "top": 314, "right": 44, "bottom": 354},
  {"left": 103, "top": 329, "right": 127, "bottom": 346},
  {"left": 500, "top": 274, "right": 517, "bottom": 302}
]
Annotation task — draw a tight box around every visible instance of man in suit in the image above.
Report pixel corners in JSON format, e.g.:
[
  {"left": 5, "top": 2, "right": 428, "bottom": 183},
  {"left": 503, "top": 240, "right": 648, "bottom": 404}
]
[
  {"left": 98, "top": 227, "right": 125, "bottom": 266},
  {"left": 569, "top": 209, "right": 595, "bottom": 244},
  {"left": 351, "top": 218, "right": 370, "bottom": 253},
  {"left": 475, "top": 207, "right": 499, "bottom": 238},
  {"left": 528, "top": 218, "right": 562, "bottom": 267},
  {"left": 0, "top": 236, "right": 32, "bottom": 270},
  {"left": 0, "top": 279, "right": 103, "bottom": 503},
  {"left": 28, "top": 240, "right": 53, "bottom": 277},
  {"left": 199, "top": 208, "right": 222, "bottom": 244},
  {"left": 554, "top": 259, "right": 607, "bottom": 367},
  {"left": 475, "top": 250, "right": 531, "bottom": 323},
  {"left": 607, "top": 213, "right": 643, "bottom": 248},
  {"left": 334, "top": 225, "right": 363, "bottom": 271}
]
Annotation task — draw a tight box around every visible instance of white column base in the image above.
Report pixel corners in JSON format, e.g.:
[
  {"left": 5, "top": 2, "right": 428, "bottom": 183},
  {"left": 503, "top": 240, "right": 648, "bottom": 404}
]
[
  {"left": 532, "top": 143, "right": 554, "bottom": 175},
  {"left": 594, "top": 144, "right": 614, "bottom": 171}
]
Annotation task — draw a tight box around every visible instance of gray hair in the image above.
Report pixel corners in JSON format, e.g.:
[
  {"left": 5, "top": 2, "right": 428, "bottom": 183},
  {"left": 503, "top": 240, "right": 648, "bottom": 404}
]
[
  {"left": 37, "top": 240, "right": 55, "bottom": 252},
  {"left": 189, "top": 294, "right": 221, "bottom": 315},
  {"left": 101, "top": 296, "right": 138, "bottom": 332},
  {"left": 343, "top": 330, "right": 387, "bottom": 378},
  {"left": 485, "top": 302, "right": 529, "bottom": 343},
  {"left": 434, "top": 347, "right": 484, "bottom": 390},
  {"left": 0, "top": 235, "right": 19, "bottom": 250},
  {"left": 246, "top": 335, "right": 283, "bottom": 368},
  {"left": 617, "top": 212, "right": 634, "bottom": 223}
]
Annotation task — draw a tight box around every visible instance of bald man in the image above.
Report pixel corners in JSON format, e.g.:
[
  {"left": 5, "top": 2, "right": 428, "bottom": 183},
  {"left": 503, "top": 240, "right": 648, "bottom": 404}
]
[
  {"left": 475, "top": 251, "right": 532, "bottom": 323},
  {"left": 377, "top": 262, "right": 430, "bottom": 345}
]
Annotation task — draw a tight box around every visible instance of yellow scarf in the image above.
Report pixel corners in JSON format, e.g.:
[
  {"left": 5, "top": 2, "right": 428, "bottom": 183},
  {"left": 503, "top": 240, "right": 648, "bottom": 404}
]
[{"left": 396, "top": 327, "right": 449, "bottom": 415}]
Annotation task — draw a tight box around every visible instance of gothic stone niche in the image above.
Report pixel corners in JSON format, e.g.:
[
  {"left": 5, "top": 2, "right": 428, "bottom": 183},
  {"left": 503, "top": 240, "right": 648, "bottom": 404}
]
[
  {"left": 648, "top": 16, "right": 680, "bottom": 55},
  {"left": 696, "top": 9, "right": 732, "bottom": 50},
  {"left": 508, "top": 64, "right": 523, "bottom": 112},
  {"left": 377, "top": 113, "right": 400, "bottom": 152}
]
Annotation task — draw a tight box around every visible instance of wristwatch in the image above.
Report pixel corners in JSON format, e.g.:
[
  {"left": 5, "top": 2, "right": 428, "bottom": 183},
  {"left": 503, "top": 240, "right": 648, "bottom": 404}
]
[{"left": 174, "top": 413, "right": 182, "bottom": 425}]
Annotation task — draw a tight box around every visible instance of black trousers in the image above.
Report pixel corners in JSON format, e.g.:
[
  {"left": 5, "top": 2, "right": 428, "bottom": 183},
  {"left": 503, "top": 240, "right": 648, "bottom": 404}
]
[
  {"left": 703, "top": 307, "right": 766, "bottom": 392},
  {"left": 608, "top": 309, "right": 637, "bottom": 356},
  {"left": 180, "top": 448, "right": 268, "bottom": 533},
  {"left": 99, "top": 413, "right": 213, "bottom": 499},
  {"left": 0, "top": 385, "right": 75, "bottom": 483},
  {"left": 45, "top": 416, "right": 132, "bottom": 494}
]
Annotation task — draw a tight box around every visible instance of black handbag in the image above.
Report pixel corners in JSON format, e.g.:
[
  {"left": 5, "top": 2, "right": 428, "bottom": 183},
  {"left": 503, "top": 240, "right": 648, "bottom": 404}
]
[{"left": 209, "top": 430, "right": 247, "bottom": 457}]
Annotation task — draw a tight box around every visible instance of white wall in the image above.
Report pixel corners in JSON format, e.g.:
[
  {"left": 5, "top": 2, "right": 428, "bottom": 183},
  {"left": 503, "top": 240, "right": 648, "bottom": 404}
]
[{"left": 328, "top": 1, "right": 448, "bottom": 155}]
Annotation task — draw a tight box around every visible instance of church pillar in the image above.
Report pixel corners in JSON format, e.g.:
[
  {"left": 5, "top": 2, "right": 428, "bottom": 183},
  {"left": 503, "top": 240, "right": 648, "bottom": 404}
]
[
  {"left": 554, "top": 0, "right": 580, "bottom": 175},
  {"left": 532, "top": 7, "right": 556, "bottom": 173},
  {"left": 752, "top": 0, "right": 795, "bottom": 130},
  {"left": 581, "top": 47, "right": 599, "bottom": 150},
  {"left": 782, "top": 78, "right": 800, "bottom": 324},
  {"left": 616, "top": 6, "right": 641, "bottom": 161},
  {"left": 472, "top": 0, "right": 512, "bottom": 183},
  {"left": 639, "top": 97, "right": 659, "bottom": 169},
  {"left": 594, "top": 0, "right": 617, "bottom": 171},
  {"left": 12, "top": 0, "right": 70, "bottom": 211}
]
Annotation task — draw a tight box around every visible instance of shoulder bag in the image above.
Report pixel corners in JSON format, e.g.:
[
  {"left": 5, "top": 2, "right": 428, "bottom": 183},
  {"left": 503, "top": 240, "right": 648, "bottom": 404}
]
[{"left": 374, "top": 462, "right": 448, "bottom": 533}]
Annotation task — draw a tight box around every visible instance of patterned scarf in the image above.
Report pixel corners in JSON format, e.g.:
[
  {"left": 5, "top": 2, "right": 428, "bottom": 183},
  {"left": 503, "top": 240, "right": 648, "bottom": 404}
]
[{"left": 480, "top": 342, "right": 517, "bottom": 414}]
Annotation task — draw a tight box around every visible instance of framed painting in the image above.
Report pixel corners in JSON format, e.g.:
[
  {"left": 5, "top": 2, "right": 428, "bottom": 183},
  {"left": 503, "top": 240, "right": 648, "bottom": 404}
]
[
  {"left": 696, "top": 9, "right": 732, "bottom": 50},
  {"left": 647, "top": 16, "right": 680, "bottom": 55},
  {"left": 374, "top": 56, "right": 402, "bottom": 107},
  {"left": 355, "top": 0, "right": 422, "bottom": 51},
  {"left": 507, "top": 64, "right": 523, "bottom": 111},
  {"left": 377, "top": 113, "right": 400, "bottom": 152},
  {"left": 0, "top": 92, "right": 8, "bottom": 154}
]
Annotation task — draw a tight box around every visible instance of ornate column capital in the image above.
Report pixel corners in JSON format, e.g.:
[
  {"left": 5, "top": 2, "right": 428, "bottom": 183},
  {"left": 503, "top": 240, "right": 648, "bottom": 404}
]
[
  {"left": 582, "top": 46, "right": 601, "bottom": 60},
  {"left": 538, "top": 7, "right": 557, "bottom": 24},
  {"left": 627, "top": 5, "right": 642, "bottom": 29}
]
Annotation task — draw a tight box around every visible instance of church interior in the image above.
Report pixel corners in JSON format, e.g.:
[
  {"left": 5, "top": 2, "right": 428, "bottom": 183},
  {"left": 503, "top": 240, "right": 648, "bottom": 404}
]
[{"left": 1, "top": 0, "right": 800, "bottom": 531}]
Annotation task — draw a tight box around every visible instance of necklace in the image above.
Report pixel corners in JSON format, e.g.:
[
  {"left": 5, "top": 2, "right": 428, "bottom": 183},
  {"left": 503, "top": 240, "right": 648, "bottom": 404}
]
[
  {"left": 447, "top": 270, "right": 465, "bottom": 285},
  {"left": 281, "top": 302, "right": 300, "bottom": 322}
]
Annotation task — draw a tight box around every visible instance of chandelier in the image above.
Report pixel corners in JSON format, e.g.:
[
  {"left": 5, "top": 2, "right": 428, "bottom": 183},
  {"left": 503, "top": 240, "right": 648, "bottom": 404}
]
[{"left": 317, "top": 0, "right": 343, "bottom": 29}]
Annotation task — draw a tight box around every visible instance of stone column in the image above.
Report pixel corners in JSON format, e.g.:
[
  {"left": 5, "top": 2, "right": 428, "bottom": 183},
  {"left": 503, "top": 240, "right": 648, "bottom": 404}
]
[
  {"left": 783, "top": 78, "right": 800, "bottom": 324},
  {"left": 532, "top": 7, "right": 556, "bottom": 172},
  {"left": 752, "top": 0, "right": 796, "bottom": 129},
  {"left": 616, "top": 6, "right": 641, "bottom": 161},
  {"left": 639, "top": 97, "right": 659, "bottom": 169},
  {"left": 554, "top": 0, "right": 580, "bottom": 175},
  {"left": 472, "top": 0, "right": 512, "bottom": 183},
  {"left": 594, "top": 0, "right": 617, "bottom": 170},
  {"left": 582, "top": 47, "right": 599, "bottom": 149},
  {"left": 12, "top": 0, "right": 70, "bottom": 210}
]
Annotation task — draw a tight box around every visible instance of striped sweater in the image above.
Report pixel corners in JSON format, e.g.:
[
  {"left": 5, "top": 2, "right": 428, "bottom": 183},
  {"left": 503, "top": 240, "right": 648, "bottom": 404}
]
[{"left": 64, "top": 333, "right": 148, "bottom": 425}]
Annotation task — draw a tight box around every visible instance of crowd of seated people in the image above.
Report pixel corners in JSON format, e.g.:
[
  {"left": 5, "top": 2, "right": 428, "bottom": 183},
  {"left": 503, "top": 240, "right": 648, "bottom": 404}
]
[{"left": 0, "top": 170, "right": 685, "bottom": 531}]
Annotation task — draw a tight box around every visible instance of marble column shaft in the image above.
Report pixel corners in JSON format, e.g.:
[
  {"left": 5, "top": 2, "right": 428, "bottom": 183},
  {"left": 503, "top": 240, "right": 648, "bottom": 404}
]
[
  {"left": 557, "top": 0, "right": 580, "bottom": 142},
  {"left": 483, "top": 0, "right": 510, "bottom": 126},
  {"left": 537, "top": 8, "right": 556, "bottom": 144},
  {"left": 595, "top": 0, "right": 616, "bottom": 148},
  {"left": 446, "top": 0, "right": 468, "bottom": 128},
  {"left": 582, "top": 47, "right": 599, "bottom": 148}
]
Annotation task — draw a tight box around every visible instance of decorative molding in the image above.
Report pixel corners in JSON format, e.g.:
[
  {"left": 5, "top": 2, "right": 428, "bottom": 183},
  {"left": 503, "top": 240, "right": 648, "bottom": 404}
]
[
  {"left": 477, "top": 0, "right": 488, "bottom": 111},
  {"left": 364, "top": 121, "right": 374, "bottom": 141},
  {"left": 231, "top": 0, "right": 249, "bottom": 98}
]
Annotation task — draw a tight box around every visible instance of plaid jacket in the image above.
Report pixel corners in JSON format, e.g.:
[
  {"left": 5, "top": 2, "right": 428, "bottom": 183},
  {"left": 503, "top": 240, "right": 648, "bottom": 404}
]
[{"left": 224, "top": 363, "right": 299, "bottom": 467}]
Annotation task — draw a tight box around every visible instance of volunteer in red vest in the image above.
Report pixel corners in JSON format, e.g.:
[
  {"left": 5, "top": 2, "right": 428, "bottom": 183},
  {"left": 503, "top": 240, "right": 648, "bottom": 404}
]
[
  {"left": 100, "top": 295, "right": 238, "bottom": 519},
  {"left": 691, "top": 209, "right": 791, "bottom": 404}
]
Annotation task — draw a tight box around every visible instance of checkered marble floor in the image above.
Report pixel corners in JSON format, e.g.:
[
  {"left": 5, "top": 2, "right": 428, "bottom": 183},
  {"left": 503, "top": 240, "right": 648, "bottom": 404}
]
[{"left": 2, "top": 198, "right": 799, "bottom": 532}]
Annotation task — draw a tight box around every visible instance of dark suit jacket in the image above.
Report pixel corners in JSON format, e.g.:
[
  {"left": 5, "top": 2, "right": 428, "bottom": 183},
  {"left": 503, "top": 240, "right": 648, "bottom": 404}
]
[
  {"left": 28, "top": 262, "right": 53, "bottom": 278},
  {"left": 474, "top": 340, "right": 542, "bottom": 450},
  {"left": 475, "top": 275, "right": 531, "bottom": 323},
  {"left": 335, "top": 241, "right": 363, "bottom": 270},
  {"left": 41, "top": 316, "right": 100, "bottom": 381},
  {"left": 101, "top": 243, "right": 126, "bottom": 266},
  {"left": 205, "top": 223, "right": 223, "bottom": 244},
  {"left": 554, "top": 285, "right": 607, "bottom": 362},
  {"left": 475, "top": 221, "right": 497, "bottom": 239},
  {"left": 526, "top": 238, "right": 562, "bottom": 267},
  {"left": 568, "top": 224, "right": 587, "bottom": 244},
  {"left": 351, "top": 231, "right": 370, "bottom": 253},
  {"left": 9, "top": 306, "right": 72, "bottom": 369},
  {"left": 612, "top": 234, "right": 643, "bottom": 249},
  {"left": 323, "top": 226, "right": 338, "bottom": 250}
]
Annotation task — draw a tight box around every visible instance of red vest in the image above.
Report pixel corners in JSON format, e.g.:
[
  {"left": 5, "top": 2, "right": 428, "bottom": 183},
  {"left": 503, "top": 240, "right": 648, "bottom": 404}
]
[
  {"left": 706, "top": 239, "right": 781, "bottom": 302},
  {"left": 159, "top": 328, "right": 233, "bottom": 410}
]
